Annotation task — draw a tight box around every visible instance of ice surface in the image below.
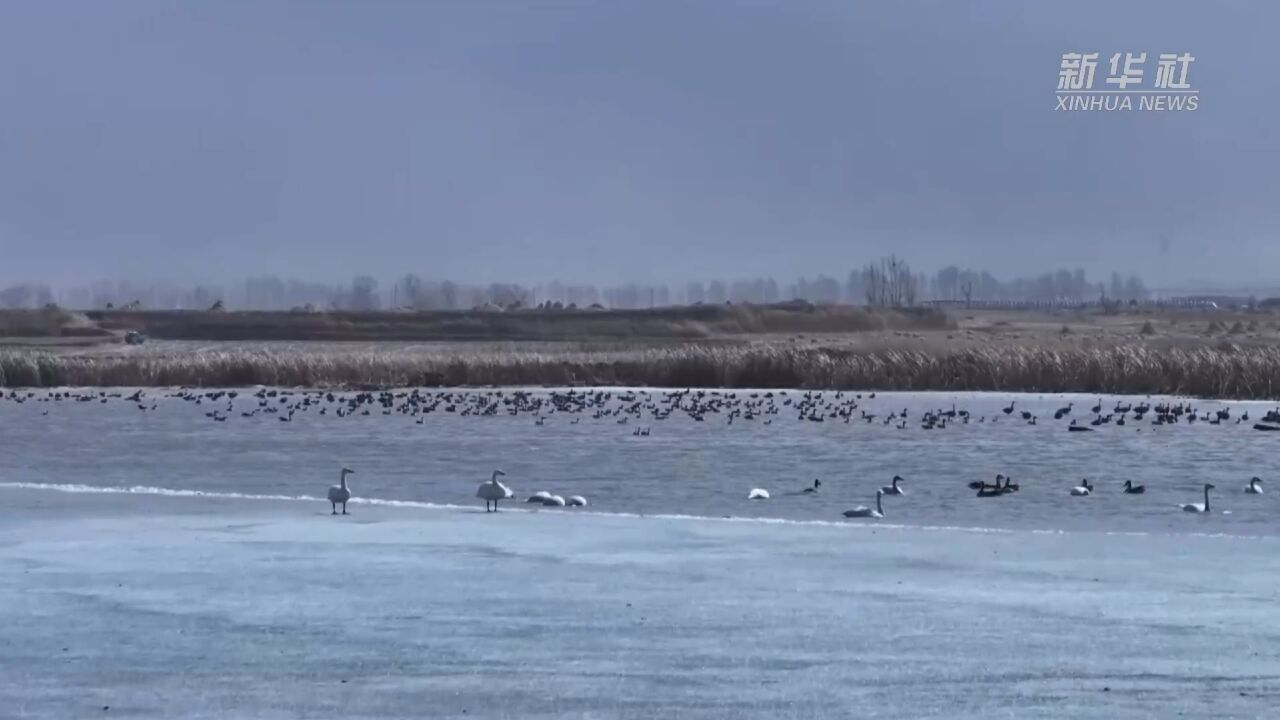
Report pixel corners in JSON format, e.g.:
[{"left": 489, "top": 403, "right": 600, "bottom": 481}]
[{"left": 3, "top": 487, "right": 1279, "bottom": 719}]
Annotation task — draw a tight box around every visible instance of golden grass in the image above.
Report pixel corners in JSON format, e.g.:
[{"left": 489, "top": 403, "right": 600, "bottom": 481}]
[{"left": 4, "top": 343, "right": 1280, "bottom": 398}]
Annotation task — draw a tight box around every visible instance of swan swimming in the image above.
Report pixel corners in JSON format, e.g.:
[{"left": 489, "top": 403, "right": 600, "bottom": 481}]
[
  {"left": 801, "top": 479, "right": 822, "bottom": 494},
  {"left": 747, "top": 488, "right": 770, "bottom": 500},
  {"left": 1180, "top": 483, "right": 1215, "bottom": 513},
  {"left": 1246, "top": 477, "right": 1264, "bottom": 494},
  {"left": 880, "top": 475, "right": 906, "bottom": 495},
  {"left": 843, "top": 489, "right": 885, "bottom": 519},
  {"left": 477, "top": 469, "right": 513, "bottom": 512},
  {"left": 1070, "top": 479, "right": 1093, "bottom": 496},
  {"left": 328, "top": 467, "right": 354, "bottom": 515},
  {"left": 1122, "top": 480, "right": 1145, "bottom": 494}
]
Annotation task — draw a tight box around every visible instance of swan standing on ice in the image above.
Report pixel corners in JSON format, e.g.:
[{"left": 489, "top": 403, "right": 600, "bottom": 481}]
[
  {"left": 880, "top": 475, "right": 906, "bottom": 495},
  {"left": 748, "top": 488, "right": 770, "bottom": 500},
  {"left": 843, "top": 489, "right": 885, "bottom": 519},
  {"left": 1245, "top": 477, "right": 1264, "bottom": 494},
  {"left": 1070, "top": 479, "right": 1093, "bottom": 496},
  {"left": 1181, "top": 483, "right": 1215, "bottom": 513},
  {"left": 477, "top": 469, "right": 513, "bottom": 512},
  {"left": 328, "top": 467, "right": 354, "bottom": 515}
]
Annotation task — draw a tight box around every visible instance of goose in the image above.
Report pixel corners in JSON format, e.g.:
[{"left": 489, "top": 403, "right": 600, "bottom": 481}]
[
  {"left": 843, "top": 489, "right": 885, "bottom": 518},
  {"left": 567, "top": 495, "right": 588, "bottom": 507},
  {"left": 477, "top": 469, "right": 513, "bottom": 512},
  {"left": 880, "top": 475, "right": 906, "bottom": 495},
  {"left": 1070, "top": 479, "right": 1093, "bottom": 496},
  {"left": 801, "top": 479, "right": 822, "bottom": 494},
  {"left": 526, "top": 491, "right": 553, "bottom": 504},
  {"left": 969, "top": 474, "right": 1003, "bottom": 490},
  {"left": 1245, "top": 477, "right": 1264, "bottom": 494},
  {"left": 747, "top": 488, "right": 770, "bottom": 500},
  {"left": 1122, "top": 480, "right": 1145, "bottom": 494},
  {"left": 328, "top": 467, "right": 354, "bottom": 515},
  {"left": 1180, "top": 483, "right": 1215, "bottom": 513},
  {"left": 976, "top": 477, "right": 1004, "bottom": 497}
]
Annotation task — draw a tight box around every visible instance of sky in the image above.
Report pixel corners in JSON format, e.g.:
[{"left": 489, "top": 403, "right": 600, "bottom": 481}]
[{"left": 0, "top": 1, "right": 1276, "bottom": 290}]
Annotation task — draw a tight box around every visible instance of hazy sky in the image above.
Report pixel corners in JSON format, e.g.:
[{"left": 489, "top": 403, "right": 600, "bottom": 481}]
[{"left": 1, "top": 1, "right": 1276, "bottom": 289}]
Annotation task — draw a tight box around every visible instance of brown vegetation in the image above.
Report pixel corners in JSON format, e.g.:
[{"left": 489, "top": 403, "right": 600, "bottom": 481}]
[{"left": 4, "top": 342, "right": 1280, "bottom": 398}]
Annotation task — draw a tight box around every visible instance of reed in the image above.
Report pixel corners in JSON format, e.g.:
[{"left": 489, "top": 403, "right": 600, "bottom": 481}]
[{"left": 4, "top": 343, "right": 1280, "bottom": 398}]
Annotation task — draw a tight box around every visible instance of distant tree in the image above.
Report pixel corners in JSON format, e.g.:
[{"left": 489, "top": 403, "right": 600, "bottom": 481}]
[
  {"left": 349, "top": 275, "right": 380, "bottom": 311},
  {"left": 394, "top": 273, "right": 423, "bottom": 309}
]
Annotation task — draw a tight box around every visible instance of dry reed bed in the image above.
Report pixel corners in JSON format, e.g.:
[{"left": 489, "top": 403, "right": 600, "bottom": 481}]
[{"left": 3, "top": 344, "right": 1280, "bottom": 398}]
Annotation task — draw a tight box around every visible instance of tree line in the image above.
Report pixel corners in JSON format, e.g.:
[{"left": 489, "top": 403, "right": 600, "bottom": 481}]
[{"left": 1, "top": 258, "right": 1151, "bottom": 311}]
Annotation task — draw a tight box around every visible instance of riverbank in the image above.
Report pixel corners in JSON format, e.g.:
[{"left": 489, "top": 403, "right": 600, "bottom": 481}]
[{"left": 4, "top": 486, "right": 1278, "bottom": 719}]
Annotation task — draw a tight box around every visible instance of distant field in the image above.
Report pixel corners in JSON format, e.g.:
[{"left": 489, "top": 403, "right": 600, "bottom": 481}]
[
  {"left": 3, "top": 303, "right": 952, "bottom": 342},
  {"left": 4, "top": 304, "right": 1280, "bottom": 396}
]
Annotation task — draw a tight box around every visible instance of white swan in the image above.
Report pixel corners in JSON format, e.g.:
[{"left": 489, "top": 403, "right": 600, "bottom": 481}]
[
  {"left": 880, "top": 475, "right": 906, "bottom": 495},
  {"left": 567, "top": 495, "right": 588, "bottom": 507},
  {"left": 747, "top": 488, "right": 770, "bottom": 500},
  {"left": 328, "top": 467, "right": 353, "bottom": 515},
  {"left": 477, "top": 469, "right": 513, "bottom": 512},
  {"left": 1070, "top": 479, "right": 1093, "bottom": 496},
  {"left": 1180, "top": 483, "right": 1215, "bottom": 513},
  {"left": 544, "top": 494, "right": 567, "bottom": 507},
  {"left": 526, "top": 491, "right": 553, "bottom": 504},
  {"left": 1245, "top": 477, "right": 1264, "bottom": 494},
  {"left": 843, "top": 489, "right": 885, "bottom": 519}
]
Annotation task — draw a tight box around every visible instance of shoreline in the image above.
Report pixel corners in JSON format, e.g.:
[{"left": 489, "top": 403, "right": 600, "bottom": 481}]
[{"left": 5, "top": 481, "right": 1278, "bottom": 543}]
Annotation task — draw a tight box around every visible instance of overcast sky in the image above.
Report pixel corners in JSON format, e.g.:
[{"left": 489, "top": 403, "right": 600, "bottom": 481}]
[{"left": 0, "top": 1, "right": 1275, "bottom": 290}]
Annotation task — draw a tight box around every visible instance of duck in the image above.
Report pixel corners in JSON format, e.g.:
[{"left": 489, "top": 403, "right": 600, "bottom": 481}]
[
  {"left": 1070, "top": 479, "right": 1093, "bottom": 496},
  {"left": 880, "top": 475, "right": 906, "bottom": 495},
  {"left": 1122, "top": 480, "right": 1145, "bottom": 494},
  {"left": 1245, "top": 477, "right": 1264, "bottom": 494},
  {"left": 327, "top": 467, "right": 354, "bottom": 515},
  {"left": 843, "top": 489, "right": 885, "bottom": 518},
  {"left": 1180, "top": 483, "right": 1215, "bottom": 513}
]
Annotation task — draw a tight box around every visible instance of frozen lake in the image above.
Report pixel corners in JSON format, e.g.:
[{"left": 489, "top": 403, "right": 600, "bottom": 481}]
[
  {"left": 3, "top": 488, "right": 1278, "bottom": 719},
  {"left": 3, "top": 388, "right": 1279, "bottom": 718}
]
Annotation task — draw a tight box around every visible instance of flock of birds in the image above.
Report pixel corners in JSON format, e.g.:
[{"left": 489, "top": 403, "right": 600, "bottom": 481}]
[
  {"left": 319, "top": 467, "right": 1266, "bottom": 519},
  {"left": 737, "top": 473, "right": 1265, "bottom": 520},
  {"left": 3, "top": 387, "right": 1272, "bottom": 521},
  {"left": 7, "top": 387, "right": 1280, "bottom": 436}
]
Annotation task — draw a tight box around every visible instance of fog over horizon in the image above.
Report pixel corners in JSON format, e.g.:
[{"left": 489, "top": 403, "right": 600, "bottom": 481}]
[{"left": 1, "top": 1, "right": 1277, "bottom": 292}]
